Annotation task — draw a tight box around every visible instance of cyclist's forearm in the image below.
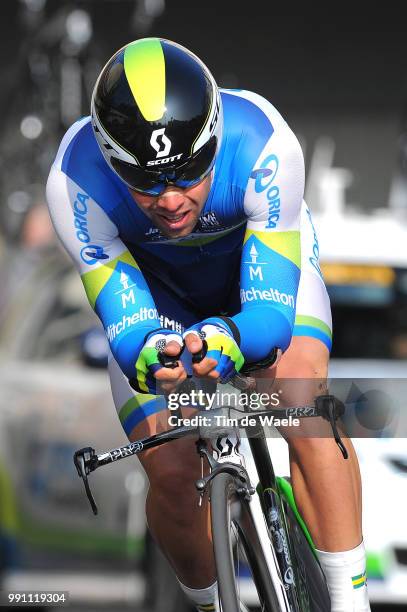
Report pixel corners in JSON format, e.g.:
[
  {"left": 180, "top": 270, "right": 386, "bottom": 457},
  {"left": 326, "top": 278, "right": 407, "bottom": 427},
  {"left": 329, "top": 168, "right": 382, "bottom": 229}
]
[
  {"left": 203, "top": 310, "right": 292, "bottom": 362},
  {"left": 231, "top": 221, "right": 301, "bottom": 361},
  {"left": 81, "top": 261, "right": 161, "bottom": 377}
]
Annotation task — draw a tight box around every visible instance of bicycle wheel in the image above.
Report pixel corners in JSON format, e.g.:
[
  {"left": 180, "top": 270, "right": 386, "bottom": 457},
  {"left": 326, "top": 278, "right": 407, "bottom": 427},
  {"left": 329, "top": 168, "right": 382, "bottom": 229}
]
[{"left": 210, "top": 472, "right": 287, "bottom": 612}]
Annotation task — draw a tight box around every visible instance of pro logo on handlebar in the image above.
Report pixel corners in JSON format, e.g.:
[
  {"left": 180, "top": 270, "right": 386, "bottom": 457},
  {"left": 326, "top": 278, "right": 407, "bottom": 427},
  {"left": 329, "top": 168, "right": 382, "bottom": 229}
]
[{"left": 109, "top": 441, "right": 144, "bottom": 461}]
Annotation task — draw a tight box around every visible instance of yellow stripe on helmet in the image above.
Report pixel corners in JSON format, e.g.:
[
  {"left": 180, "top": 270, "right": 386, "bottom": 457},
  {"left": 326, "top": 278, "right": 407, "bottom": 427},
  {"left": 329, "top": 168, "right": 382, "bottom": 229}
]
[{"left": 124, "top": 38, "right": 166, "bottom": 122}]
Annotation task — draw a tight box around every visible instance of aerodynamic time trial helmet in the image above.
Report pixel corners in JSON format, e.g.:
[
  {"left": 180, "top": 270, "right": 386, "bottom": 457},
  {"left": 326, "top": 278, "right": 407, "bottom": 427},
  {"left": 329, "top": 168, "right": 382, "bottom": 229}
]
[{"left": 91, "top": 38, "right": 222, "bottom": 196}]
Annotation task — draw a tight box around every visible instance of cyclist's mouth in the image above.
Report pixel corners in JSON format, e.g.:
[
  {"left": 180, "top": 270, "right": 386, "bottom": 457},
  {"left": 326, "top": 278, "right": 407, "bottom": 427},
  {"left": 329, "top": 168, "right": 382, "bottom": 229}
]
[{"left": 157, "top": 211, "right": 191, "bottom": 229}]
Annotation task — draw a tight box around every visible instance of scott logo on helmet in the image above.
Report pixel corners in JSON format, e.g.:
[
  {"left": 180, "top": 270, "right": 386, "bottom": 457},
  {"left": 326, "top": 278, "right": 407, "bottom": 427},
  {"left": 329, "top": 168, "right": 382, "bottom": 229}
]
[
  {"left": 150, "top": 128, "right": 172, "bottom": 158},
  {"left": 147, "top": 153, "right": 183, "bottom": 166}
]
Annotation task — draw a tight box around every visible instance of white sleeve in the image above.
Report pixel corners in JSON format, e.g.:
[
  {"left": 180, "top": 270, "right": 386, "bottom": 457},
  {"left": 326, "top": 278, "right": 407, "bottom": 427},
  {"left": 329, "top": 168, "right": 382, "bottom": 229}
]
[
  {"left": 243, "top": 98, "right": 305, "bottom": 232},
  {"left": 46, "top": 164, "right": 162, "bottom": 378},
  {"left": 46, "top": 164, "right": 128, "bottom": 274}
]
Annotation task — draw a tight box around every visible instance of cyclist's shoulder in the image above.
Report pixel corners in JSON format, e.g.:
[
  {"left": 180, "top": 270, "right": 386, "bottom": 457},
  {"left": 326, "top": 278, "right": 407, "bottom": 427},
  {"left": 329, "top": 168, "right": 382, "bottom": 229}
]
[
  {"left": 49, "top": 116, "right": 130, "bottom": 218},
  {"left": 221, "top": 88, "right": 288, "bottom": 135},
  {"left": 52, "top": 116, "right": 96, "bottom": 172},
  {"left": 219, "top": 91, "right": 304, "bottom": 223},
  {"left": 212, "top": 90, "right": 292, "bottom": 216}
]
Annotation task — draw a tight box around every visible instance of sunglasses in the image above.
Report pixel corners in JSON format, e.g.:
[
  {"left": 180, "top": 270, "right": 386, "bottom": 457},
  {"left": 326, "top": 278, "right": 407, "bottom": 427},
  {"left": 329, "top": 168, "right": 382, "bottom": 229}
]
[{"left": 110, "top": 137, "right": 217, "bottom": 196}]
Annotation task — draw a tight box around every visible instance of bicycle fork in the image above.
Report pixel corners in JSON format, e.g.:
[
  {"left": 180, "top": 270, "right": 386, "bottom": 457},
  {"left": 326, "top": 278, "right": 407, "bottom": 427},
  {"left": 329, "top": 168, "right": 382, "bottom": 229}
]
[
  {"left": 262, "top": 486, "right": 304, "bottom": 611},
  {"left": 196, "top": 433, "right": 293, "bottom": 612},
  {"left": 245, "top": 435, "right": 301, "bottom": 611}
]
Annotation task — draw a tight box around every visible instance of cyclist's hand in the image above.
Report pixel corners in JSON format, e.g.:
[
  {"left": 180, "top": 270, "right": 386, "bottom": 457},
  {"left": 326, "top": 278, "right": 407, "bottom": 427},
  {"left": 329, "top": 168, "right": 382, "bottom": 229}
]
[
  {"left": 184, "top": 332, "right": 219, "bottom": 380},
  {"left": 184, "top": 321, "right": 244, "bottom": 383},
  {"left": 133, "top": 331, "right": 186, "bottom": 394},
  {"left": 154, "top": 339, "right": 188, "bottom": 394}
]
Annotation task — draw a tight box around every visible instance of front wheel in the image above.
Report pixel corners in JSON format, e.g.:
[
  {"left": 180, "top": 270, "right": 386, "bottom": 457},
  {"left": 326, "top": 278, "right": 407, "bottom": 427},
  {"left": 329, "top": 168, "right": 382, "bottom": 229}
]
[{"left": 210, "top": 472, "right": 287, "bottom": 612}]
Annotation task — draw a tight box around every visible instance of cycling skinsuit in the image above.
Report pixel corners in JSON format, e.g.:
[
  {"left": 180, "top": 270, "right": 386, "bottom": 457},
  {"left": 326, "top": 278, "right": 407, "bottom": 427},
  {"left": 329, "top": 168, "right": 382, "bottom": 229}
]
[{"left": 47, "top": 89, "right": 332, "bottom": 438}]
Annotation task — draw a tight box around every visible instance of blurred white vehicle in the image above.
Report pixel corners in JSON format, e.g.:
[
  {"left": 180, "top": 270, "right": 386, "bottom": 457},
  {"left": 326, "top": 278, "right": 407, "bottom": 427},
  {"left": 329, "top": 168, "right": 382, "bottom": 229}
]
[
  {"left": 330, "top": 359, "right": 407, "bottom": 605},
  {"left": 354, "top": 436, "right": 407, "bottom": 605},
  {"left": 307, "top": 139, "right": 407, "bottom": 361}
]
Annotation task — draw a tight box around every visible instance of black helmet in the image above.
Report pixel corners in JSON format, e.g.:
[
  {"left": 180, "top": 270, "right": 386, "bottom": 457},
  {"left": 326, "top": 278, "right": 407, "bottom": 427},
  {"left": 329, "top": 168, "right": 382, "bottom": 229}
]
[{"left": 91, "top": 38, "right": 222, "bottom": 195}]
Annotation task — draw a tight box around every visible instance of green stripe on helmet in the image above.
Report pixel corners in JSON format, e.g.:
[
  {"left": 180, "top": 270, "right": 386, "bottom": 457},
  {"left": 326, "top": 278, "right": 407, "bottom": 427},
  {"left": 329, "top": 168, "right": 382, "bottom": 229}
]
[{"left": 124, "top": 38, "right": 166, "bottom": 122}]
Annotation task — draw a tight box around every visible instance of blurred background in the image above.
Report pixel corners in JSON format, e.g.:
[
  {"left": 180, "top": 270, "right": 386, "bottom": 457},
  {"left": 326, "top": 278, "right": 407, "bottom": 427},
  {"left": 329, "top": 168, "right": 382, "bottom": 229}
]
[{"left": 0, "top": 1, "right": 407, "bottom": 610}]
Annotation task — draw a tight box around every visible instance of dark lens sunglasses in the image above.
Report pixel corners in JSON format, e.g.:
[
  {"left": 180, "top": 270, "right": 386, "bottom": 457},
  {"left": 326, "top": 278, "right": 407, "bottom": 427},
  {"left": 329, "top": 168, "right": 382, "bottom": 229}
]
[{"left": 111, "top": 137, "right": 217, "bottom": 196}]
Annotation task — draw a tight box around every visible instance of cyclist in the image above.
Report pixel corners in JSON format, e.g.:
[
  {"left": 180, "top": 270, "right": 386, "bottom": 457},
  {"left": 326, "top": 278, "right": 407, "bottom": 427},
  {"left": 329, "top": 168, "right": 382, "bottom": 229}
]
[{"left": 47, "top": 38, "right": 370, "bottom": 611}]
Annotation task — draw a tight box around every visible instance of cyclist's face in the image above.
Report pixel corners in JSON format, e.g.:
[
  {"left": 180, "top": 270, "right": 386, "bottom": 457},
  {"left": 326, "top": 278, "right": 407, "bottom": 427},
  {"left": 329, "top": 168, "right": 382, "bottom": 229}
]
[{"left": 129, "top": 174, "right": 212, "bottom": 238}]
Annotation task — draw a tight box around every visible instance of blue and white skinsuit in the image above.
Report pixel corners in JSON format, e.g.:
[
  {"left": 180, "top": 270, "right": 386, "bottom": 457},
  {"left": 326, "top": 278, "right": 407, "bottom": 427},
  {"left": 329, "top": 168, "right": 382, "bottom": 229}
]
[{"left": 47, "top": 89, "right": 332, "bottom": 437}]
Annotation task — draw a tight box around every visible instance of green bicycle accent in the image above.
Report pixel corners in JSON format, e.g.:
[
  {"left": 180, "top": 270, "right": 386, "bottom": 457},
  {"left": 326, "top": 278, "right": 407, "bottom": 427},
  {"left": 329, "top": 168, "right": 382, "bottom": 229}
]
[
  {"left": 366, "top": 550, "right": 391, "bottom": 580},
  {"left": 272, "top": 477, "right": 317, "bottom": 559}
]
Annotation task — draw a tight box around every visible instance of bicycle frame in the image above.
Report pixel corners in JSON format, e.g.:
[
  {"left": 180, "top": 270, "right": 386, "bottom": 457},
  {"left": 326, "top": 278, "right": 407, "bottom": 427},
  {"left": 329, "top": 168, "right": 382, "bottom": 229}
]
[
  {"left": 207, "top": 426, "right": 293, "bottom": 610},
  {"left": 247, "top": 432, "right": 303, "bottom": 610},
  {"left": 74, "top": 395, "right": 344, "bottom": 610}
]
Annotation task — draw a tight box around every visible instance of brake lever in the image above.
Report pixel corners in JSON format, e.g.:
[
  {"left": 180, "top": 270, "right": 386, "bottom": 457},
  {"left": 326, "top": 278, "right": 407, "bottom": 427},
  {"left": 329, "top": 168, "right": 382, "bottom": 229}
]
[
  {"left": 73, "top": 447, "right": 99, "bottom": 515},
  {"left": 315, "top": 395, "right": 348, "bottom": 459}
]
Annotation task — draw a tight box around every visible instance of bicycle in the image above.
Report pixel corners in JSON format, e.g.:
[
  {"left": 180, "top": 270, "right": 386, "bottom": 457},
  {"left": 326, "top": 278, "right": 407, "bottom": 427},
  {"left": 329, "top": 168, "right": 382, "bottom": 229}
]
[{"left": 74, "top": 370, "right": 347, "bottom": 611}]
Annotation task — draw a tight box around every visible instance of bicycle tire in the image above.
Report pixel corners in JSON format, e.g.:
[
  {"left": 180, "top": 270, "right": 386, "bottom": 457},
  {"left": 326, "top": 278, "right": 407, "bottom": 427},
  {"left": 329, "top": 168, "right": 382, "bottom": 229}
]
[{"left": 210, "top": 472, "right": 287, "bottom": 612}]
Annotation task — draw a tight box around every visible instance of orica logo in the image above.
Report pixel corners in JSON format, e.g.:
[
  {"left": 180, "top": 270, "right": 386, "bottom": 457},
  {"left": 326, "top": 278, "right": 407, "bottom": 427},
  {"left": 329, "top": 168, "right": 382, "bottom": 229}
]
[
  {"left": 150, "top": 128, "right": 172, "bottom": 158},
  {"left": 251, "top": 154, "right": 281, "bottom": 229},
  {"left": 80, "top": 245, "right": 107, "bottom": 265},
  {"left": 252, "top": 154, "right": 279, "bottom": 192}
]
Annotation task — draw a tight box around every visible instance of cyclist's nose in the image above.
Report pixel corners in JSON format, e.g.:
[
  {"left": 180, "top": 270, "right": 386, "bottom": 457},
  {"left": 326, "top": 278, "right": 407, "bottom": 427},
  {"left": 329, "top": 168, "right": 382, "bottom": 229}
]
[{"left": 157, "top": 188, "right": 185, "bottom": 211}]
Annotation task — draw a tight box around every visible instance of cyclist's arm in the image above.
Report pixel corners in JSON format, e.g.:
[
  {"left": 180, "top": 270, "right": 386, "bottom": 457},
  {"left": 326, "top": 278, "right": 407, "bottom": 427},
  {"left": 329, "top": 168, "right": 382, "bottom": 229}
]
[
  {"left": 46, "top": 165, "right": 161, "bottom": 378},
  {"left": 210, "top": 109, "right": 304, "bottom": 362}
]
